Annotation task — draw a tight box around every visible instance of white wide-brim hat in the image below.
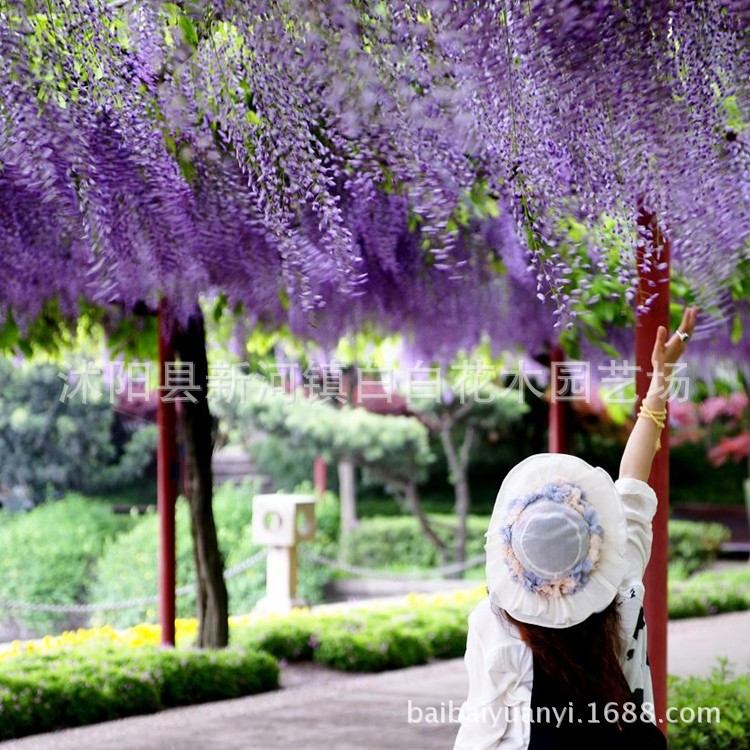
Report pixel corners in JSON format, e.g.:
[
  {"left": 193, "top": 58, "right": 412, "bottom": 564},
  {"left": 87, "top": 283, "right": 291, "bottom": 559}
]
[{"left": 485, "top": 453, "right": 627, "bottom": 629}]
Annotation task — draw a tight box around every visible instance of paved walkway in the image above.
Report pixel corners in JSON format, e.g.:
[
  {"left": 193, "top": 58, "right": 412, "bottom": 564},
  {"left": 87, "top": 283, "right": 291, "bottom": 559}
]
[{"left": 1, "top": 610, "right": 749, "bottom": 750}]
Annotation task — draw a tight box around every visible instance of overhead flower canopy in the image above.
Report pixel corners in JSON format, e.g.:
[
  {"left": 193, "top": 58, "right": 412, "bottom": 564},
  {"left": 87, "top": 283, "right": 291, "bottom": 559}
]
[{"left": 0, "top": 0, "right": 748, "bottom": 358}]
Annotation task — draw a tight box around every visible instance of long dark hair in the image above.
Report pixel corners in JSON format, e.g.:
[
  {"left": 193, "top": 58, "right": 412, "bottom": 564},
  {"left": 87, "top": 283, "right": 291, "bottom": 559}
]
[{"left": 501, "top": 597, "right": 633, "bottom": 707}]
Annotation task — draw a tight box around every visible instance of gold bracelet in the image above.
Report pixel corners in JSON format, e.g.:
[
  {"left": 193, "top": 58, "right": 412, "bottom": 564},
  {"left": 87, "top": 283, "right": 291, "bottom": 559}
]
[{"left": 638, "top": 404, "right": 667, "bottom": 451}]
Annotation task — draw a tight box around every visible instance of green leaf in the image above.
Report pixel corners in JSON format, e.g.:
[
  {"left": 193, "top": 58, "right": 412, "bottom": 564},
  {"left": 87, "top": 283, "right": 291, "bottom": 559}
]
[
  {"left": 17, "top": 339, "right": 33, "bottom": 357},
  {"left": 213, "top": 293, "right": 228, "bottom": 323},
  {"left": 0, "top": 314, "right": 19, "bottom": 352},
  {"left": 731, "top": 313, "right": 743, "bottom": 345},
  {"left": 178, "top": 15, "right": 199, "bottom": 51},
  {"left": 245, "top": 109, "right": 262, "bottom": 127}
]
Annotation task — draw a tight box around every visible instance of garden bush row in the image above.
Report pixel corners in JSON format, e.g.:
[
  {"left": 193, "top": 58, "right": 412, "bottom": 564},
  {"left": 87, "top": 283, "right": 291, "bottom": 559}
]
[
  {"left": 234, "top": 598, "right": 474, "bottom": 672},
  {"left": 341, "top": 514, "right": 732, "bottom": 574},
  {"left": 230, "top": 566, "right": 750, "bottom": 676},
  {"left": 668, "top": 568, "right": 750, "bottom": 619},
  {"left": 0, "top": 645, "right": 279, "bottom": 742}
]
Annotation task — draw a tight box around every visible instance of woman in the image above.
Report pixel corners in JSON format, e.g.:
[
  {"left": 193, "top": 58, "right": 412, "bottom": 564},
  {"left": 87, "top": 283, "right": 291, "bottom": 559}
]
[{"left": 453, "top": 306, "right": 698, "bottom": 750}]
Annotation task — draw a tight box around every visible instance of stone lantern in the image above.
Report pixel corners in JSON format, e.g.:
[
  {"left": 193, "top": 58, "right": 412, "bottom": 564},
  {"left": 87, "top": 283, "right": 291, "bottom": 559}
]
[{"left": 252, "top": 493, "right": 316, "bottom": 614}]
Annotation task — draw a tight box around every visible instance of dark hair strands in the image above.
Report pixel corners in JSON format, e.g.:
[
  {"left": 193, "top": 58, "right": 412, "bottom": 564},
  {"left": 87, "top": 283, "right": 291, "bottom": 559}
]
[{"left": 498, "top": 597, "right": 634, "bottom": 710}]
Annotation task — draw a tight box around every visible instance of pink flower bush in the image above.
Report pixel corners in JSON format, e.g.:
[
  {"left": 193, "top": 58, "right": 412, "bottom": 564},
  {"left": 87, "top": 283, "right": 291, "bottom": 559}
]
[{"left": 708, "top": 433, "right": 750, "bottom": 467}]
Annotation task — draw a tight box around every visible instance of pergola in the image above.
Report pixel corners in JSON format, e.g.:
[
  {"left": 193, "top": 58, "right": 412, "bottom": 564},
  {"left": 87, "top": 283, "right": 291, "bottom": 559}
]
[{"left": 2, "top": 1, "right": 749, "bottom": 734}]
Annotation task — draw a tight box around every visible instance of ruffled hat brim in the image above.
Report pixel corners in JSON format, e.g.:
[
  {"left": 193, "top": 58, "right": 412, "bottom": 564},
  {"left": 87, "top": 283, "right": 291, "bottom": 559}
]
[{"left": 485, "top": 453, "right": 628, "bottom": 629}]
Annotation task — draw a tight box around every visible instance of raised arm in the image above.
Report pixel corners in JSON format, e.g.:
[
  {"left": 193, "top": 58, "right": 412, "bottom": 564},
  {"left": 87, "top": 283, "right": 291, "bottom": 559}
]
[{"left": 619, "top": 306, "right": 698, "bottom": 482}]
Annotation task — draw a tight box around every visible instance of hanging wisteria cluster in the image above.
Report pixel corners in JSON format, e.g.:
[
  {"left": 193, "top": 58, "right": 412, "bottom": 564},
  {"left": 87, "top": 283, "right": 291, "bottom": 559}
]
[{"left": 0, "top": 0, "right": 748, "bottom": 359}]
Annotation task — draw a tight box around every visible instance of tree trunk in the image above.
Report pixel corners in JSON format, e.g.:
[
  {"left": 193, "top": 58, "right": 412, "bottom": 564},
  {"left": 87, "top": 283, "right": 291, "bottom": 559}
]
[
  {"left": 441, "top": 423, "right": 475, "bottom": 573},
  {"left": 364, "top": 463, "right": 449, "bottom": 566},
  {"left": 174, "top": 309, "right": 229, "bottom": 649},
  {"left": 404, "top": 481, "right": 450, "bottom": 567},
  {"left": 337, "top": 459, "right": 358, "bottom": 534}
]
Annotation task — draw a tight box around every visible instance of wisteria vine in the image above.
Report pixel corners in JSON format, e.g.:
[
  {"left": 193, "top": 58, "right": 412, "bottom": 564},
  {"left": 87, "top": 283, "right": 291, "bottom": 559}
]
[{"left": 0, "top": 0, "right": 748, "bottom": 360}]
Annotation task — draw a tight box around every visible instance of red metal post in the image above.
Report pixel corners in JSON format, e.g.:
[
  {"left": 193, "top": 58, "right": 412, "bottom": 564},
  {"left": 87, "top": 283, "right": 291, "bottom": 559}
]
[
  {"left": 157, "top": 302, "right": 178, "bottom": 647},
  {"left": 548, "top": 343, "right": 569, "bottom": 454},
  {"left": 635, "top": 208, "right": 670, "bottom": 732},
  {"left": 313, "top": 456, "right": 327, "bottom": 496}
]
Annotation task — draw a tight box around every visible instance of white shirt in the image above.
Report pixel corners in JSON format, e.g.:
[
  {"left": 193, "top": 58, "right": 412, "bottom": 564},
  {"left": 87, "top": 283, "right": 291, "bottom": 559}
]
[{"left": 453, "top": 477, "right": 658, "bottom": 750}]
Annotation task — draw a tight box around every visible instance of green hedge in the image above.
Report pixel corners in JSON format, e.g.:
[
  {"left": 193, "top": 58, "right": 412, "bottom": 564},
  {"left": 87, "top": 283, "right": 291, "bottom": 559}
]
[
  {"left": 235, "top": 565, "right": 750, "bottom": 673},
  {"left": 669, "top": 569, "right": 750, "bottom": 619},
  {"left": 668, "top": 520, "right": 732, "bottom": 577},
  {"left": 240, "top": 617, "right": 319, "bottom": 662},
  {"left": 669, "top": 666, "right": 750, "bottom": 750},
  {"left": 234, "top": 593, "right": 476, "bottom": 670},
  {"left": 312, "top": 623, "right": 431, "bottom": 672},
  {"left": 0, "top": 645, "right": 279, "bottom": 742},
  {"left": 340, "top": 514, "right": 489, "bottom": 568},
  {"left": 0, "top": 495, "right": 134, "bottom": 634},
  {"left": 341, "top": 514, "right": 732, "bottom": 573}
]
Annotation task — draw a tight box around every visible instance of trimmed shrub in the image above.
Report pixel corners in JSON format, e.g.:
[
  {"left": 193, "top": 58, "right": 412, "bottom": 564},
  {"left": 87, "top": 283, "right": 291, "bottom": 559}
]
[
  {"left": 668, "top": 519, "right": 732, "bottom": 576},
  {"left": 341, "top": 514, "right": 733, "bottom": 574},
  {"left": 238, "top": 618, "right": 318, "bottom": 662},
  {"left": 406, "top": 609, "right": 471, "bottom": 659},
  {"left": 668, "top": 666, "right": 750, "bottom": 750},
  {"left": 340, "top": 514, "right": 489, "bottom": 568},
  {"left": 0, "top": 495, "right": 134, "bottom": 634},
  {"left": 312, "top": 622, "right": 432, "bottom": 672},
  {"left": 0, "top": 645, "right": 279, "bottom": 741},
  {"left": 0, "top": 654, "right": 163, "bottom": 738},
  {"left": 668, "top": 569, "right": 750, "bottom": 619},
  {"left": 232, "top": 590, "right": 481, "bottom": 669}
]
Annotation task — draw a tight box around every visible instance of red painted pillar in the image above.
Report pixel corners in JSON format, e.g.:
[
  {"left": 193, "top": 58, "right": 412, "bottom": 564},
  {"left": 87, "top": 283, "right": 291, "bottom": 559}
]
[
  {"left": 635, "top": 208, "right": 670, "bottom": 732},
  {"left": 549, "top": 343, "right": 569, "bottom": 454},
  {"left": 157, "top": 301, "right": 178, "bottom": 647},
  {"left": 313, "top": 456, "right": 327, "bottom": 496}
]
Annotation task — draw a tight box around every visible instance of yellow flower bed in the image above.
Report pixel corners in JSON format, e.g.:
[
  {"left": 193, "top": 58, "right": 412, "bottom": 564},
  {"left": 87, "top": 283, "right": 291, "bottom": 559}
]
[
  {"left": 0, "top": 619, "right": 197, "bottom": 660},
  {"left": 0, "top": 586, "right": 485, "bottom": 662}
]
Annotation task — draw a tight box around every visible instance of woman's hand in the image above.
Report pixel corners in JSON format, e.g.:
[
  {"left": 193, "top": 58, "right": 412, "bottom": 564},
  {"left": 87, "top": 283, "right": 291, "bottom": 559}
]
[
  {"left": 620, "top": 305, "right": 698, "bottom": 482},
  {"left": 651, "top": 306, "right": 698, "bottom": 377}
]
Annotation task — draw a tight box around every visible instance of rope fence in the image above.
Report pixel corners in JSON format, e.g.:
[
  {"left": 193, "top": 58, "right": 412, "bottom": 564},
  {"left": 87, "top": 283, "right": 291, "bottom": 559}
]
[
  {"left": 0, "top": 548, "right": 484, "bottom": 614},
  {"left": 0, "top": 548, "right": 269, "bottom": 614}
]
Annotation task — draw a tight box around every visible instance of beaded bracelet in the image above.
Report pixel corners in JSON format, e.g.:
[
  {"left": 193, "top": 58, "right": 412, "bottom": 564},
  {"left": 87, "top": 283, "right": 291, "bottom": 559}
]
[{"left": 638, "top": 403, "right": 667, "bottom": 451}]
